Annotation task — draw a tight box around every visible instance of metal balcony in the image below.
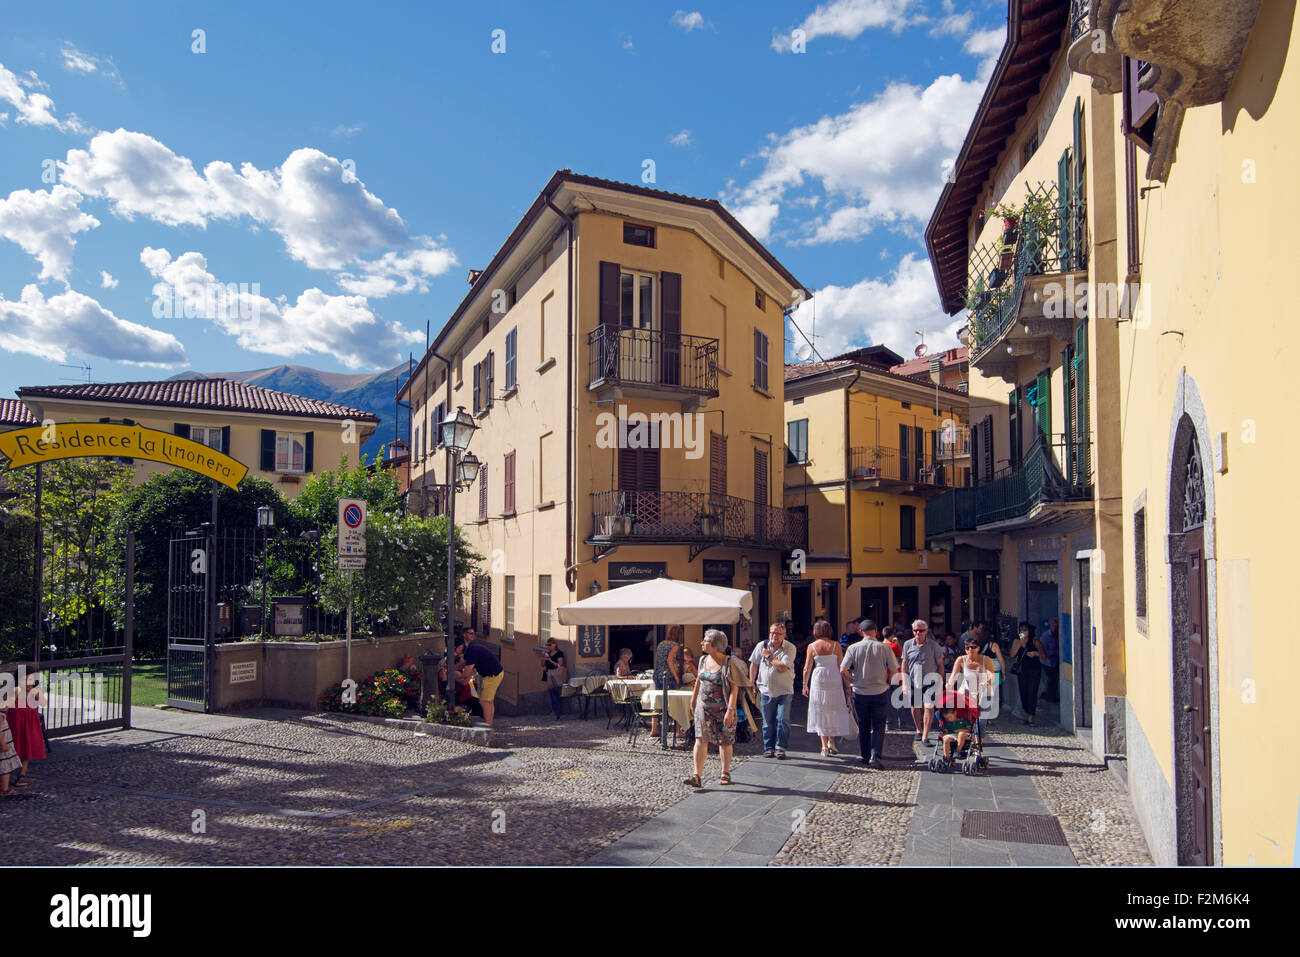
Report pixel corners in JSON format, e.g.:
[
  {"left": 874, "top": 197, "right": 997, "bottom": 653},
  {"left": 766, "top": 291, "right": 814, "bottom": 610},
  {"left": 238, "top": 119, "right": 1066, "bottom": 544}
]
[
  {"left": 587, "top": 326, "right": 720, "bottom": 404},
  {"left": 588, "top": 489, "right": 806, "bottom": 556},
  {"left": 849, "top": 446, "right": 972, "bottom": 494}
]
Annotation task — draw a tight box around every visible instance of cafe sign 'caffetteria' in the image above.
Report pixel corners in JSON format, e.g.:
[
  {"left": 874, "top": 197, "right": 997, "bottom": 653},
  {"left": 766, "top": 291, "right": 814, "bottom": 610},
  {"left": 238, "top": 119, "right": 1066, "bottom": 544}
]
[{"left": 0, "top": 422, "right": 249, "bottom": 490}]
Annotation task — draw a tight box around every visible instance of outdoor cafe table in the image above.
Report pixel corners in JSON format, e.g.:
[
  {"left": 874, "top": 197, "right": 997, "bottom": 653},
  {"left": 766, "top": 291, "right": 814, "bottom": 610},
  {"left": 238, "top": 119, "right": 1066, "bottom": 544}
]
[
  {"left": 606, "top": 678, "right": 653, "bottom": 703},
  {"left": 640, "top": 689, "right": 694, "bottom": 729}
]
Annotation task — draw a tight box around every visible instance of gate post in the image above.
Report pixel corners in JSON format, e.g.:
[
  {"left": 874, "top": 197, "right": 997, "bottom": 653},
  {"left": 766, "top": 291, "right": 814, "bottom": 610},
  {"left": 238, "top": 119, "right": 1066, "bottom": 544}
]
[{"left": 123, "top": 531, "right": 134, "bottom": 730}]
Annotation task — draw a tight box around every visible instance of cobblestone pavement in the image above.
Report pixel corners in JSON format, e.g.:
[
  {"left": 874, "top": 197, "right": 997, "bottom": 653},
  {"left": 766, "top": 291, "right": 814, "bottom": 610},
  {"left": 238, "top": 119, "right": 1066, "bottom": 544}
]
[
  {"left": 771, "top": 729, "right": 920, "bottom": 866},
  {"left": 994, "top": 717, "right": 1154, "bottom": 866},
  {"left": 2, "top": 708, "right": 764, "bottom": 865}
]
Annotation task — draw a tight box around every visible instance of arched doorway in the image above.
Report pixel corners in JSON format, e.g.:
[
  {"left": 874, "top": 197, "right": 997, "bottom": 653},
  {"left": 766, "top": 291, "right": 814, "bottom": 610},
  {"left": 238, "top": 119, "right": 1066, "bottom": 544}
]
[{"left": 1169, "top": 417, "right": 1213, "bottom": 865}]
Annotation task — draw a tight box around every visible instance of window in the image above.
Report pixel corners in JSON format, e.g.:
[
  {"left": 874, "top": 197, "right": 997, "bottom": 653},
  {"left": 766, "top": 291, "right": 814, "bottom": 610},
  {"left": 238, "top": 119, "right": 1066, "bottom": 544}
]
[
  {"left": 538, "top": 575, "right": 552, "bottom": 644},
  {"left": 900, "top": 505, "right": 916, "bottom": 550},
  {"left": 472, "top": 360, "right": 481, "bottom": 413},
  {"left": 413, "top": 426, "right": 421, "bottom": 462},
  {"left": 190, "top": 426, "right": 224, "bottom": 451},
  {"left": 455, "top": 351, "right": 463, "bottom": 387},
  {"left": 786, "top": 419, "right": 808, "bottom": 464},
  {"left": 623, "top": 223, "right": 655, "bottom": 247},
  {"left": 431, "top": 402, "right": 445, "bottom": 446},
  {"left": 504, "top": 576, "right": 515, "bottom": 640},
  {"left": 1134, "top": 505, "right": 1148, "bottom": 623},
  {"left": 484, "top": 350, "right": 494, "bottom": 409},
  {"left": 276, "top": 432, "right": 307, "bottom": 473},
  {"left": 478, "top": 576, "right": 491, "bottom": 635},
  {"left": 505, "top": 328, "right": 517, "bottom": 390},
  {"left": 1021, "top": 128, "right": 1040, "bottom": 166},
  {"left": 753, "top": 329, "right": 769, "bottom": 391},
  {"left": 620, "top": 271, "right": 656, "bottom": 329},
  {"left": 478, "top": 464, "right": 488, "bottom": 521},
  {"left": 503, "top": 451, "right": 516, "bottom": 514},
  {"left": 755, "top": 287, "right": 764, "bottom": 310}
]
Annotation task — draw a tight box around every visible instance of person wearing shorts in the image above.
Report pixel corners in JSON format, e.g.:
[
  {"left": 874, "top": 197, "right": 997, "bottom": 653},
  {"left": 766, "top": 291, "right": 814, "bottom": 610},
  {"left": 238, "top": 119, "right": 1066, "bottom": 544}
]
[
  {"left": 457, "top": 631, "right": 503, "bottom": 727},
  {"left": 901, "top": 620, "right": 945, "bottom": 744}
]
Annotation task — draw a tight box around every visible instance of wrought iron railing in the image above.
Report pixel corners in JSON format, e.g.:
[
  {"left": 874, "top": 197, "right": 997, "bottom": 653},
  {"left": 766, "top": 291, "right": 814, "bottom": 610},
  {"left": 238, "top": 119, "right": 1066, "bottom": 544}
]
[
  {"left": 849, "top": 446, "right": 972, "bottom": 488},
  {"left": 965, "top": 182, "right": 1088, "bottom": 356},
  {"left": 924, "top": 437, "right": 1091, "bottom": 537},
  {"left": 587, "top": 326, "right": 720, "bottom": 396},
  {"left": 1069, "top": 0, "right": 1092, "bottom": 43},
  {"left": 590, "top": 489, "right": 806, "bottom": 550}
]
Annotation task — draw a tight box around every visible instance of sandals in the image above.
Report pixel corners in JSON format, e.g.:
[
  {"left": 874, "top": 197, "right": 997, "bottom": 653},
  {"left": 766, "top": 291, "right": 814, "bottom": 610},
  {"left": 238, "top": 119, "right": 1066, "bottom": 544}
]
[
  {"left": 719, "top": 771, "right": 732, "bottom": 785},
  {"left": 821, "top": 746, "right": 830, "bottom": 756},
  {"left": 683, "top": 774, "right": 702, "bottom": 788}
]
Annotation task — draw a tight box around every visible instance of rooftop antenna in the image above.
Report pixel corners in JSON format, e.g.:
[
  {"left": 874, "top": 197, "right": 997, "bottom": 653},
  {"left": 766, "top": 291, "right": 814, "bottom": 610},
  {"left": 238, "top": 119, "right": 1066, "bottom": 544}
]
[{"left": 60, "top": 360, "right": 92, "bottom": 383}]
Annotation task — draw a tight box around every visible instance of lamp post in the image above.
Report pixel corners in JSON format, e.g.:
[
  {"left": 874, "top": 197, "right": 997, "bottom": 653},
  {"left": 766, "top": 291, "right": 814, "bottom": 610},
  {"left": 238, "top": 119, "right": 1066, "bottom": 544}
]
[
  {"left": 256, "top": 506, "right": 275, "bottom": 638},
  {"left": 439, "top": 407, "right": 479, "bottom": 708}
]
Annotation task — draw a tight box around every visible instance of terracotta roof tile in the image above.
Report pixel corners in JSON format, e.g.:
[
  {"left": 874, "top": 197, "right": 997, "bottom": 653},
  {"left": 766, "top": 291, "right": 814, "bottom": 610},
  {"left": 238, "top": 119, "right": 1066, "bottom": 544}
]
[
  {"left": 16, "top": 380, "right": 379, "bottom": 423},
  {"left": 784, "top": 359, "right": 969, "bottom": 398},
  {"left": 0, "top": 398, "right": 37, "bottom": 427}
]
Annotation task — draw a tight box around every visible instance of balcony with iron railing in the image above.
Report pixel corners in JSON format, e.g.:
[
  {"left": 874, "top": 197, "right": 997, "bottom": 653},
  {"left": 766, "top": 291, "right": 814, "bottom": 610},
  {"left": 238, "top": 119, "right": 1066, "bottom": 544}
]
[
  {"left": 587, "top": 326, "right": 720, "bottom": 404},
  {"left": 964, "top": 183, "right": 1088, "bottom": 383},
  {"left": 848, "top": 445, "right": 972, "bottom": 493},
  {"left": 589, "top": 489, "right": 806, "bottom": 553},
  {"left": 925, "top": 436, "right": 1093, "bottom": 540}
]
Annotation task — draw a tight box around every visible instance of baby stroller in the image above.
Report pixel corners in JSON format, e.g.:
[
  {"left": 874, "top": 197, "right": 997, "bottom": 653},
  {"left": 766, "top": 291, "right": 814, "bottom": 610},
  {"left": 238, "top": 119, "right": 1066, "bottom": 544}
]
[{"left": 927, "top": 690, "right": 988, "bottom": 775}]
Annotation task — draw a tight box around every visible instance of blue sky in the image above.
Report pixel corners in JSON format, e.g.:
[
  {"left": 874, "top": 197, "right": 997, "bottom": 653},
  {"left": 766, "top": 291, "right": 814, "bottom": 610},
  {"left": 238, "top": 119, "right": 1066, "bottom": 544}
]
[{"left": 0, "top": 0, "right": 1005, "bottom": 391}]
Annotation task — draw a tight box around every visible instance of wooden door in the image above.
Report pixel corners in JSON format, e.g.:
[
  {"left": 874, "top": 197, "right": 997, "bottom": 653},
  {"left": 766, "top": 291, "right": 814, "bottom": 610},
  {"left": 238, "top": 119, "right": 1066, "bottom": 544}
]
[{"left": 1186, "top": 527, "right": 1213, "bottom": 866}]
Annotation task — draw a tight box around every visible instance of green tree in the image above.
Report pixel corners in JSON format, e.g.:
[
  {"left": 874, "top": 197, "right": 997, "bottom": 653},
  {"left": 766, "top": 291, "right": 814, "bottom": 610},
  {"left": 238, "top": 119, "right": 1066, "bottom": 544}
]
[{"left": 289, "top": 450, "right": 401, "bottom": 532}]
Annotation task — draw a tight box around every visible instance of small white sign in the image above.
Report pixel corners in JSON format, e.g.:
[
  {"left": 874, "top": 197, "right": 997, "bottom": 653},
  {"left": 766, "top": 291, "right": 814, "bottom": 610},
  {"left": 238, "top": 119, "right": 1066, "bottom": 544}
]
[
  {"left": 339, "top": 554, "right": 366, "bottom": 570},
  {"left": 230, "top": 661, "right": 257, "bottom": 684},
  {"left": 338, "top": 498, "right": 367, "bottom": 559}
]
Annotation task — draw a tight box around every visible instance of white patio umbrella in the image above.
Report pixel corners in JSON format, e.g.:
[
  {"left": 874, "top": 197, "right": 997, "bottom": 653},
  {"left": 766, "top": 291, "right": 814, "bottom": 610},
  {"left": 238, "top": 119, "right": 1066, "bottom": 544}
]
[{"left": 556, "top": 577, "right": 753, "bottom": 747}]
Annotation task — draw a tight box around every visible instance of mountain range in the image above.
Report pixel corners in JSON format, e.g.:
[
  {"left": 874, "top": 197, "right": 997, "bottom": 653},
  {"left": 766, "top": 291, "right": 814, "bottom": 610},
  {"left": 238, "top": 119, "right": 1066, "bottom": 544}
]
[{"left": 167, "top": 363, "right": 411, "bottom": 460}]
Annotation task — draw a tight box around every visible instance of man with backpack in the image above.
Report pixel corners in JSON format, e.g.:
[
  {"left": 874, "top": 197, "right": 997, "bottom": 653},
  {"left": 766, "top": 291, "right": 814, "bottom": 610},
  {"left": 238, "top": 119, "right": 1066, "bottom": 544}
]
[{"left": 749, "top": 621, "right": 796, "bottom": 759}]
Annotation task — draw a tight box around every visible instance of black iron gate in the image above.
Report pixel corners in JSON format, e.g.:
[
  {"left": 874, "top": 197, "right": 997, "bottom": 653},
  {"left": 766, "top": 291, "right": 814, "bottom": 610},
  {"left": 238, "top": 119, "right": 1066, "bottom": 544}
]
[{"left": 166, "top": 532, "right": 213, "bottom": 711}]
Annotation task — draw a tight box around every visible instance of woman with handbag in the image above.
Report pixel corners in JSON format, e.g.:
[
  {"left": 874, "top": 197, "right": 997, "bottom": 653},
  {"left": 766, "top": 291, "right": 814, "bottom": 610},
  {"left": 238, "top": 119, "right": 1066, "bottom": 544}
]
[
  {"left": 683, "top": 629, "right": 740, "bottom": 788},
  {"left": 542, "top": 638, "right": 568, "bottom": 719},
  {"left": 1009, "top": 623, "right": 1048, "bottom": 726}
]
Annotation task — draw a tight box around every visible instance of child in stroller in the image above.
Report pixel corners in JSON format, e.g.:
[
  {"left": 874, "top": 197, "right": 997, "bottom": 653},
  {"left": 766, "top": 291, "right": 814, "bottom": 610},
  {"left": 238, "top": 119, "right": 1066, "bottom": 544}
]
[{"left": 927, "top": 690, "right": 988, "bottom": 775}]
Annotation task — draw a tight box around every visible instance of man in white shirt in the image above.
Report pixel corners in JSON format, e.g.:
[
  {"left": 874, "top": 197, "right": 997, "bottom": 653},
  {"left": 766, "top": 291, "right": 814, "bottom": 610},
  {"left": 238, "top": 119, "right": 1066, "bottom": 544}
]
[
  {"left": 841, "top": 619, "right": 898, "bottom": 768},
  {"left": 749, "top": 622, "right": 796, "bottom": 759}
]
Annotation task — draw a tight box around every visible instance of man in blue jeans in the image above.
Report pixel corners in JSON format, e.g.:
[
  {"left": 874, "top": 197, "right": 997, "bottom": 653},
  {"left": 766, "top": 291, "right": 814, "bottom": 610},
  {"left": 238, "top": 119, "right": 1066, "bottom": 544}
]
[
  {"left": 749, "top": 621, "right": 796, "bottom": 759},
  {"left": 841, "top": 619, "right": 898, "bottom": 768}
]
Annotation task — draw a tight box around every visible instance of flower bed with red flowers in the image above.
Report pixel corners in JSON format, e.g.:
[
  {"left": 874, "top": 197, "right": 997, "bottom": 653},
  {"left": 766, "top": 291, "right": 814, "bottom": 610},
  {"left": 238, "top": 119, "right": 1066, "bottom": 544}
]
[{"left": 319, "top": 667, "right": 421, "bottom": 717}]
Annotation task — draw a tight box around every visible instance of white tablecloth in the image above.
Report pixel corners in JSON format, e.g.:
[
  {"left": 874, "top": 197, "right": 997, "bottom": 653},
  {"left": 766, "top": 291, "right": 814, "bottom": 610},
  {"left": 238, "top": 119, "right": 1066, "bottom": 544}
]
[{"left": 641, "top": 689, "right": 694, "bottom": 728}]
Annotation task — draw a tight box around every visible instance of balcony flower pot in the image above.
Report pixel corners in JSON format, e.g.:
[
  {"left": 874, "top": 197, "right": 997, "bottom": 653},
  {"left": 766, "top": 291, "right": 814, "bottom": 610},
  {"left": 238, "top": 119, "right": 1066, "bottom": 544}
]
[{"left": 998, "top": 244, "right": 1015, "bottom": 271}]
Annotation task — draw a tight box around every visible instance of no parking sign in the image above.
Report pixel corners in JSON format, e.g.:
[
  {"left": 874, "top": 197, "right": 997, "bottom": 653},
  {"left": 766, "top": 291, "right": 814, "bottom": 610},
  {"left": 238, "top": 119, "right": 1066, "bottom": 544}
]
[{"left": 338, "top": 498, "right": 367, "bottom": 569}]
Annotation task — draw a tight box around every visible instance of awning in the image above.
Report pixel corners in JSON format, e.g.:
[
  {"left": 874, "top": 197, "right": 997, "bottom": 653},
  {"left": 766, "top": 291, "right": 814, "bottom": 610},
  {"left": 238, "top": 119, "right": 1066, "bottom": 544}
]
[{"left": 555, "top": 577, "right": 753, "bottom": 626}]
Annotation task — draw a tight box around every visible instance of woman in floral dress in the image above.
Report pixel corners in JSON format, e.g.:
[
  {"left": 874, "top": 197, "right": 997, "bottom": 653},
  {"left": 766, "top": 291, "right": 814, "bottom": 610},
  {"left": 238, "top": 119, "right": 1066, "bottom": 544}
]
[{"left": 683, "top": 629, "right": 740, "bottom": 788}]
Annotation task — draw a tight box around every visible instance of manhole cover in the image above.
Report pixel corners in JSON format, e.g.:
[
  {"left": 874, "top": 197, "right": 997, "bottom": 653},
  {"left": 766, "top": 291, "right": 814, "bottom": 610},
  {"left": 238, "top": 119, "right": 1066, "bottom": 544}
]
[{"left": 960, "top": 810, "right": 1068, "bottom": 846}]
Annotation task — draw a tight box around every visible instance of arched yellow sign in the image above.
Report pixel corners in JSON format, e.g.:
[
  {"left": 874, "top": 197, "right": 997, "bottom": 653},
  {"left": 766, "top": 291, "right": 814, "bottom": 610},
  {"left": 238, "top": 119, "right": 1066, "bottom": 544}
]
[{"left": 0, "top": 422, "right": 249, "bottom": 490}]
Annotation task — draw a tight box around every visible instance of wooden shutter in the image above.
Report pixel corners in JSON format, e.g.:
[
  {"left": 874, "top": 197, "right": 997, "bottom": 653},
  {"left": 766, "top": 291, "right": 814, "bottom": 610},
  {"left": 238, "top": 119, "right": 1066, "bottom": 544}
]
[
  {"left": 480, "top": 576, "right": 491, "bottom": 635},
  {"left": 753, "top": 330, "right": 769, "bottom": 391},
  {"left": 504, "top": 451, "right": 515, "bottom": 513},
  {"left": 709, "top": 432, "right": 727, "bottom": 504},
  {"left": 599, "top": 261, "right": 620, "bottom": 331},
  {"left": 472, "top": 360, "right": 481, "bottom": 413},
  {"left": 661, "top": 271, "right": 681, "bottom": 386},
  {"left": 981, "top": 414, "right": 994, "bottom": 479},
  {"left": 914, "top": 426, "right": 924, "bottom": 478},
  {"left": 754, "top": 448, "right": 768, "bottom": 505},
  {"left": 899, "top": 425, "right": 910, "bottom": 481},
  {"left": 260, "top": 429, "right": 275, "bottom": 471},
  {"left": 479, "top": 464, "right": 488, "bottom": 520},
  {"left": 1035, "top": 372, "right": 1051, "bottom": 443},
  {"left": 486, "top": 350, "right": 495, "bottom": 408},
  {"left": 1007, "top": 388, "right": 1020, "bottom": 467},
  {"left": 505, "top": 329, "right": 517, "bottom": 390},
  {"left": 304, "top": 432, "right": 314, "bottom": 472},
  {"left": 220, "top": 425, "right": 231, "bottom": 455},
  {"left": 174, "top": 423, "right": 191, "bottom": 440},
  {"left": 1058, "top": 148, "right": 1072, "bottom": 269},
  {"left": 1075, "top": 321, "right": 1090, "bottom": 483}
]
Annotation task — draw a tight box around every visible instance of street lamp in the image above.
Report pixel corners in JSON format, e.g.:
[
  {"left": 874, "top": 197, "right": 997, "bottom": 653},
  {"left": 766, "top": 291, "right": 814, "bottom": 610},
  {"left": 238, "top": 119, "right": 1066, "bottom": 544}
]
[
  {"left": 439, "top": 406, "right": 479, "bottom": 708},
  {"left": 256, "top": 507, "right": 275, "bottom": 638}
]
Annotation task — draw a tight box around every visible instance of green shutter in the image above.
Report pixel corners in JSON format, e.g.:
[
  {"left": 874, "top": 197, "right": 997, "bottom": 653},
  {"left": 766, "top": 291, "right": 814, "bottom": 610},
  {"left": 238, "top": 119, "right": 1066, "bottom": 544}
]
[
  {"left": 1007, "top": 388, "right": 1019, "bottom": 467},
  {"left": 260, "top": 430, "right": 276, "bottom": 471},
  {"left": 1075, "top": 322, "right": 1090, "bottom": 483},
  {"left": 1062, "top": 345, "right": 1076, "bottom": 483},
  {"left": 1036, "top": 371, "right": 1051, "bottom": 443},
  {"left": 1058, "top": 148, "right": 1072, "bottom": 269}
]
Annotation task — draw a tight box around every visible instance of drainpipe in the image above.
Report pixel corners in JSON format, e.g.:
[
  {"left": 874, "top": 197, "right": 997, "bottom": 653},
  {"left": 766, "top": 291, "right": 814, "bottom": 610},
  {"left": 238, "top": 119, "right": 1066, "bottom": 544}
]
[
  {"left": 547, "top": 200, "right": 577, "bottom": 593},
  {"left": 843, "top": 367, "right": 862, "bottom": 591}
]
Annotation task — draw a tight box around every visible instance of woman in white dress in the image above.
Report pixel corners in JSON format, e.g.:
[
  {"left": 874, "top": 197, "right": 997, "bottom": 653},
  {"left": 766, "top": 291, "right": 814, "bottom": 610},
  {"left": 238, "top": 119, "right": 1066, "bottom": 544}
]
[{"left": 801, "top": 620, "right": 856, "bottom": 755}]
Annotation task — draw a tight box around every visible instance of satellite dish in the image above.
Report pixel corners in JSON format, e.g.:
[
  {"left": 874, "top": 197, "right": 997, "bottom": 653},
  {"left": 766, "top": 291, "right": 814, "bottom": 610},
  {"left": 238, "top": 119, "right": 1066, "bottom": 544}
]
[
  {"left": 914, "top": 343, "right": 928, "bottom": 358},
  {"left": 794, "top": 339, "right": 814, "bottom": 361}
]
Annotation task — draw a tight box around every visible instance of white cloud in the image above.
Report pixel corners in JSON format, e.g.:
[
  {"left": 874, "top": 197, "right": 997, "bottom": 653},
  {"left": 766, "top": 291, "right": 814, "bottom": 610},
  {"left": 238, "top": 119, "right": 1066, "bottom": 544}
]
[
  {"left": 140, "top": 247, "right": 422, "bottom": 369},
  {"left": 930, "top": 1, "right": 973, "bottom": 39},
  {"left": 722, "top": 72, "right": 983, "bottom": 243},
  {"left": 668, "top": 129, "right": 693, "bottom": 148},
  {"left": 0, "top": 186, "right": 100, "bottom": 283},
  {"left": 100, "top": 270, "right": 117, "bottom": 288},
  {"left": 772, "top": 0, "right": 918, "bottom": 52},
  {"left": 0, "top": 61, "right": 88, "bottom": 132},
  {"left": 671, "top": 10, "right": 710, "bottom": 31},
  {"left": 60, "top": 44, "right": 122, "bottom": 84},
  {"left": 964, "top": 25, "right": 1005, "bottom": 74},
  {"left": 331, "top": 124, "right": 362, "bottom": 137},
  {"left": 61, "top": 132, "right": 441, "bottom": 276},
  {"left": 335, "top": 238, "right": 458, "bottom": 297},
  {"left": 0, "top": 284, "right": 186, "bottom": 365},
  {"left": 788, "top": 253, "right": 961, "bottom": 359}
]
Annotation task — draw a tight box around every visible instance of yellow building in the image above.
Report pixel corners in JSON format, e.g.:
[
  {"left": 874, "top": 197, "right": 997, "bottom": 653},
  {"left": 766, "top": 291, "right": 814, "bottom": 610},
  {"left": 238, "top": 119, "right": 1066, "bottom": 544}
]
[
  {"left": 926, "top": 0, "right": 1296, "bottom": 865},
  {"left": 783, "top": 347, "right": 970, "bottom": 641},
  {"left": 401, "top": 172, "right": 809, "bottom": 713},
  {"left": 11, "top": 380, "right": 378, "bottom": 496}
]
